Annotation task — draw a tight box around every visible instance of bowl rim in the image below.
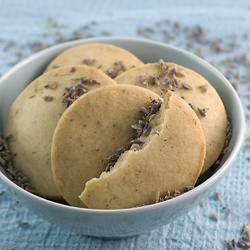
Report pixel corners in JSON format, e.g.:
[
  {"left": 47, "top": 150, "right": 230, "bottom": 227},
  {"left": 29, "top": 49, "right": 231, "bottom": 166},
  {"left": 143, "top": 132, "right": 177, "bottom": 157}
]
[{"left": 0, "top": 36, "right": 245, "bottom": 214}]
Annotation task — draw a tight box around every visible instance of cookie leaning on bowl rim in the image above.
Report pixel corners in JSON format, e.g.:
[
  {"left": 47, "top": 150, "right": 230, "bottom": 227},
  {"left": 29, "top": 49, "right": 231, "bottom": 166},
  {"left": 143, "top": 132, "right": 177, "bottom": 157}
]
[
  {"left": 51, "top": 85, "right": 206, "bottom": 208},
  {"left": 115, "top": 61, "right": 228, "bottom": 174},
  {"left": 44, "top": 43, "right": 144, "bottom": 78},
  {"left": 4, "top": 65, "right": 116, "bottom": 199},
  {"left": 80, "top": 90, "right": 206, "bottom": 209}
]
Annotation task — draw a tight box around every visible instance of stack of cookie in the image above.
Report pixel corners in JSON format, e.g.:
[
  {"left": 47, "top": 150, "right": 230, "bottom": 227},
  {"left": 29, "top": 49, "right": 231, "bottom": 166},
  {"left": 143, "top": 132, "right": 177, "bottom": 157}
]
[{"left": 4, "top": 44, "right": 228, "bottom": 209}]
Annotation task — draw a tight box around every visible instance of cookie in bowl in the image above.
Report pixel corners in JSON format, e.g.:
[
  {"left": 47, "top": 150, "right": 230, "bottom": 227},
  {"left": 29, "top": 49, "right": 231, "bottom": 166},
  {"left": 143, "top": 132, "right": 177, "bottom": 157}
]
[
  {"left": 4, "top": 65, "right": 115, "bottom": 199},
  {"left": 80, "top": 91, "right": 206, "bottom": 209},
  {"left": 115, "top": 61, "right": 228, "bottom": 174},
  {"left": 51, "top": 84, "right": 161, "bottom": 207},
  {"left": 45, "top": 43, "right": 144, "bottom": 78}
]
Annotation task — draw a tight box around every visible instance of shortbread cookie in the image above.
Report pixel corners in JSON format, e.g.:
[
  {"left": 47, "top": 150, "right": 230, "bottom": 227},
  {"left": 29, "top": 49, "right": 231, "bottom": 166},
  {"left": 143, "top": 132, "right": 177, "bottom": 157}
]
[
  {"left": 45, "top": 43, "right": 144, "bottom": 78},
  {"left": 4, "top": 65, "right": 115, "bottom": 199},
  {"left": 80, "top": 91, "right": 206, "bottom": 209},
  {"left": 51, "top": 85, "right": 161, "bottom": 207},
  {"left": 115, "top": 61, "right": 228, "bottom": 173}
]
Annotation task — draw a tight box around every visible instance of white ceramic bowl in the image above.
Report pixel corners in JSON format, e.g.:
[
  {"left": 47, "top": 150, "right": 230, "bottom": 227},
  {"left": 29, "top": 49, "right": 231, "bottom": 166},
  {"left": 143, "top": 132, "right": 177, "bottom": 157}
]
[{"left": 0, "top": 37, "right": 245, "bottom": 238}]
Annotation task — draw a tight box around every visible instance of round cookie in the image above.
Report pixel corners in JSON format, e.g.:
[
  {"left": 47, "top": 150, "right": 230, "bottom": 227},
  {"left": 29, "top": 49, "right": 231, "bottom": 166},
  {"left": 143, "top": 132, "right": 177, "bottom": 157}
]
[
  {"left": 51, "top": 85, "right": 161, "bottom": 207},
  {"left": 45, "top": 43, "right": 144, "bottom": 78},
  {"left": 115, "top": 61, "right": 228, "bottom": 174},
  {"left": 4, "top": 65, "right": 115, "bottom": 199},
  {"left": 80, "top": 91, "right": 206, "bottom": 209}
]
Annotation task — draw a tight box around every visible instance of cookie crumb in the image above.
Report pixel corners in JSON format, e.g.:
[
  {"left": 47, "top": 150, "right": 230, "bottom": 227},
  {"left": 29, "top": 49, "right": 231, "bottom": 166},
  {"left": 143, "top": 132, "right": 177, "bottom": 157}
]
[
  {"left": 193, "top": 26, "right": 205, "bottom": 42},
  {"left": 237, "top": 240, "right": 250, "bottom": 248},
  {"left": 225, "top": 239, "right": 237, "bottom": 249},
  {"left": 210, "top": 214, "right": 218, "bottom": 221},
  {"left": 16, "top": 51, "right": 23, "bottom": 58},
  {"left": 145, "top": 26, "right": 154, "bottom": 33},
  {"left": 242, "top": 234, "right": 250, "bottom": 241},
  {"left": 215, "top": 192, "right": 221, "bottom": 200},
  {"left": 241, "top": 224, "right": 248, "bottom": 234},
  {"left": 18, "top": 221, "right": 30, "bottom": 226}
]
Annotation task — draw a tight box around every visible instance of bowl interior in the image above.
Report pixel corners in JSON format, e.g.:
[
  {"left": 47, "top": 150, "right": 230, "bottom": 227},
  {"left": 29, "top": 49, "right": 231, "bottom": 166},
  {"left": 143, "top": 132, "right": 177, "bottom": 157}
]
[{"left": 0, "top": 37, "right": 245, "bottom": 207}]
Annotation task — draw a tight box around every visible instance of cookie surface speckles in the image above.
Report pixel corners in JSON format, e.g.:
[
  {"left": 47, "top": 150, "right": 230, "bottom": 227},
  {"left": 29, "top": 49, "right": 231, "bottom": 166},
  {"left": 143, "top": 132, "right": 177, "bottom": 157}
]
[{"left": 45, "top": 43, "right": 144, "bottom": 78}]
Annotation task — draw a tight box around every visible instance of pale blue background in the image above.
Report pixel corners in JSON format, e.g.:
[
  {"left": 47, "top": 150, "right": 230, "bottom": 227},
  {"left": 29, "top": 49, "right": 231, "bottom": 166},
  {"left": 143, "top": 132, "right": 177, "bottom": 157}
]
[{"left": 0, "top": 1, "right": 250, "bottom": 249}]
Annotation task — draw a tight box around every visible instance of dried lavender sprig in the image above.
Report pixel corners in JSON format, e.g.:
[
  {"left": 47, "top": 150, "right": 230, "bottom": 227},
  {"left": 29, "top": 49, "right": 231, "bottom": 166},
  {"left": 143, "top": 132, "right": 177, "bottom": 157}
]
[
  {"left": 198, "top": 107, "right": 207, "bottom": 117},
  {"left": 106, "top": 61, "right": 127, "bottom": 78},
  {"left": 105, "top": 148, "right": 125, "bottom": 172},
  {"left": 210, "top": 120, "right": 232, "bottom": 171},
  {"left": 0, "top": 135, "right": 33, "bottom": 192},
  {"left": 132, "top": 99, "right": 161, "bottom": 139},
  {"left": 159, "top": 186, "right": 193, "bottom": 202},
  {"left": 105, "top": 99, "right": 162, "bottom": 172},
  {"left": 63, "top": 77, "right": 100, "bottom": 107}
]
